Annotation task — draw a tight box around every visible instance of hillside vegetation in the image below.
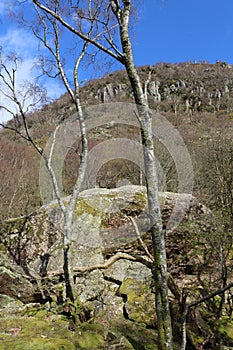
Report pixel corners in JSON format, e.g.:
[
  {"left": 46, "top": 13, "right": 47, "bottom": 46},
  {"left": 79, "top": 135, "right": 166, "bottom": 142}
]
[
  {"left": 0, "top": 62, "right": 233, "bottom": 348},
  {"left": 0, "top": 62, "right": 232, "bottom": 221}
]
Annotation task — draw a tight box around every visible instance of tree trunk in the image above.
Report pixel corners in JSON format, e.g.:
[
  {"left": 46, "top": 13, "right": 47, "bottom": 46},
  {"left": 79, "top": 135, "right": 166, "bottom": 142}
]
[
  {"left": 63, "top": 243, "right": 75, "bottom": 303},
  {"left": 61, "top": 99, "right": 88, "bottom": 304},
  {"left": 112, "top": 2, "right": 173, "bottom": 349}
]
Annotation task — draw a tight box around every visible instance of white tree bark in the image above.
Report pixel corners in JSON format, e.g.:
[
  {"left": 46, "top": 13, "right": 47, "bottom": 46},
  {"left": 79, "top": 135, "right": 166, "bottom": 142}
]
[
  {"left": 10, "top": 1, "right": 174, "bottom": 345},
  {"left": 110, "top": 2, "right": 173, "bottom": 348}
]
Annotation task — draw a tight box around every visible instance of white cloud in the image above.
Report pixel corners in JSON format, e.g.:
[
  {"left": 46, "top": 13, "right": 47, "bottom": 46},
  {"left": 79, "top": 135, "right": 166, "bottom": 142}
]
[
  {"left": 0, "top": 28, "right": 37, "bottom": 58},
  {"left": 0, "top": 28, "right": 65, "bottom": 123}
]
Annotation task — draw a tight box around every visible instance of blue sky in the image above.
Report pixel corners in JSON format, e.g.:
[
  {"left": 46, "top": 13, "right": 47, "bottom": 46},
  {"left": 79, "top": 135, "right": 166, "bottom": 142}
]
[
  {"left": 0, "top": 0, "right": 233, "bottom": 122},
  {"left": 134, "top": 0, "right": 233, "bottom": 66}
]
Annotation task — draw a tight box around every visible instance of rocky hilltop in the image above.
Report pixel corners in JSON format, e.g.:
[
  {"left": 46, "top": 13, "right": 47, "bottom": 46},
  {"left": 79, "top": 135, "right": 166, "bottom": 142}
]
[{"left": 82, "top": 61, "right": 233, "bottom": 114}]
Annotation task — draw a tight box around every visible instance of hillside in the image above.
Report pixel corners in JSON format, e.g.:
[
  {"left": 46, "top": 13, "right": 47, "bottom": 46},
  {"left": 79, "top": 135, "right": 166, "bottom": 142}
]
[
  {"left": 0, "top": 62, "right": 233, "bottom": 349},
  {"left": 0, "top": 62, "right": 232, "bottom": 220}
]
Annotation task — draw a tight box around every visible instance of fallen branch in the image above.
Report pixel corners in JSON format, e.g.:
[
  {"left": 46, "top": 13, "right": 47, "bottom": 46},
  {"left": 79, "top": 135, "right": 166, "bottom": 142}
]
[{"left": 49, "top": 252, "right": 139, "bottom": 277}]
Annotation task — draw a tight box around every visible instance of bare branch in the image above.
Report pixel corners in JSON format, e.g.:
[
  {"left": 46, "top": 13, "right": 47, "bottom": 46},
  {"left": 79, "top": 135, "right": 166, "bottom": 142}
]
[
  {"left": 129, "top": 216, "right": 154, "bottom": 261},
  {"left": 45, "top": 125, "right": 66, "bottom": 214},
  {"left": 32, "top": 0, "right": 124, "bottom": 63},
  {"left": 49, "top": 252, "right": 138, "bottom": 277},
  {"left": 144, "top": 70, "right": 152, "bottom": 103},
  {"left": 188, "top": 281, "right": 233, "bottom": 310}
]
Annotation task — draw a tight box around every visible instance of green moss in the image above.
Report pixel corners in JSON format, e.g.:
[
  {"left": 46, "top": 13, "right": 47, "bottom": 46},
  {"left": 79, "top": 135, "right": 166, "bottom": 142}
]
[
  {"left": 74, "top": 331, "right": 105, "bottom": 349},
  {"left": 119, "top": 278, "right": 135, "bottom": 294},
  {"left": 23, "top": 307, "right": 47, "bottom": 319},
  {"left": 4, "top": 338, "right": 75, "bottom": 350},
  {"left": 215, "top": 316, "right": 233, "bottom": 343},
  {"left": 122, "top": 190, "right": 147, "bottom": 215},
  {"left": 0, "top": 315, "right": 105, "bottom": 350},
  {"left": 119, "top": 278, "right": 155, "bottom": 327},
  {"left": 0, "top": 295, "right": 23, "bottom": 309},
  {"left": 110, "top": 319, "right": 158, "bottom": 350},
  {"left": 21, "top": 303, "right": 50, "bottom": 319},
  {"left": 0, "top": 317, "right": 71, "bottom": 343},
  {"left": 134, "top": 190, "right": 147, "bottom": 208},
  {"left": 75, "top": 197, "right": 100, "bottom": 216},
  {"left": 76, "top": 192, "right": 119, "bottom": 218},
  {"left": 0, "top": 243, "right": 7, "bottom": 255},
  {"left": 187, "top": 327, "right": 205, "bottom": 347}
]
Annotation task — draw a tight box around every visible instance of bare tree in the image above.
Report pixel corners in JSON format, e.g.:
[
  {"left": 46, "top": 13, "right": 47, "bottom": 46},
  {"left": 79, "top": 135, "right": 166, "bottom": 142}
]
[
  {"left": 0, "top": 7, "right": 91, "bottom": 301},
  {"left": 29, "top": 1, "right": 173, "bottom": 348}
]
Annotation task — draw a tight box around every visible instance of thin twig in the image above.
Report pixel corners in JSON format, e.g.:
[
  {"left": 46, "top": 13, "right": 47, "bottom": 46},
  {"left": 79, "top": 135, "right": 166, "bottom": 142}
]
[{"left": 129, "top": 216, "right": 154, "bottom": 261}]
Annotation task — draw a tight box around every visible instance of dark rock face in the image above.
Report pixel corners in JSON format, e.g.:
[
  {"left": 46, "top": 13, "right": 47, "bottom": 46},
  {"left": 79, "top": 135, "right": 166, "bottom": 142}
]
[{"left": 0, "top": 265, "right": 43, "bottom": 303}]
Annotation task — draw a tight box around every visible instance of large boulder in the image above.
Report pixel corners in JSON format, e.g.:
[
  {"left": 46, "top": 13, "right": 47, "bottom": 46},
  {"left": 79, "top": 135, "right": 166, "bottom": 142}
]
[
  {"left": 1, "top": 185, "right": 200, "bottom": 275},
  {"left": 0, "top": 185, "right": 211, "bottom": 325}
]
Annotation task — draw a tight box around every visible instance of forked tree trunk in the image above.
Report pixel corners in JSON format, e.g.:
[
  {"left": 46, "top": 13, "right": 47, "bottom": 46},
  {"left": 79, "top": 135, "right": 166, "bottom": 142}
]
[
  {"left": 62, "top": 98, "right": 88, "bottom": 303},
  {"left": 110, "top": 1, "right": 173, "bottom": 349}
]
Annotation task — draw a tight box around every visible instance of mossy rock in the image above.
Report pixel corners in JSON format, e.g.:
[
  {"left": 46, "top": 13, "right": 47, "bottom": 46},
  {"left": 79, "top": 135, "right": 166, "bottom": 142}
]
[
  {"left": 0, "top": 266, "right": 42, "bottom": 303},
  {"left": 0, "top": 294, "right": 23, "bottom": 310},
  {"left": 23, "top": 307, "right": 48, "bottom": 319},
  {"left": 74, "top": 331, "right": 105, "bottom": 349},
  {"left": 110, "top": 319, "right": 158, "bottom": 350},
  {"left": 75, "top": 197, "right": 101, "bottom": 217},
  {"left": 122, "top": 190, "right": 147, "bottom": 215},
  {"left": 107, "top": 333, "right": 134, "bottom": 349},
  {"left": 119, "top": 278, "right": 155, "bottom": 327},
  {"left": 0, "top": 314, "right": 107, "bottom": 350}
]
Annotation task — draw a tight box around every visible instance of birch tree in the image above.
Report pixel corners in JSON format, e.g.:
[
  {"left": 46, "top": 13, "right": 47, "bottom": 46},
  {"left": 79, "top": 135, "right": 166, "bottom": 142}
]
[
  {"left": 29, "top": 1, "right": 173, "bottom": 348},
  {"left": 0, "top": 7, "right": 92, "bottom": 302}
]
